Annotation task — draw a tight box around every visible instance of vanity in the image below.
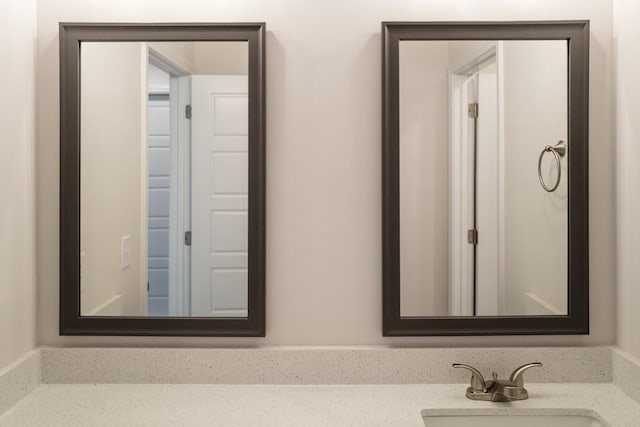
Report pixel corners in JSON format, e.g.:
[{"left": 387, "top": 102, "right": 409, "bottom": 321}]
[
  {"left": 0, "top": 383, "right": 636, "bottom": 426},
  {"left": 2, "top": 347, "right": 640, "bottom": 426}
]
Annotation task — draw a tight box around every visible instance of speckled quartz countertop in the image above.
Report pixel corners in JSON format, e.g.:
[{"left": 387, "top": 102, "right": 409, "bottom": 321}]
[{"left": 1, "top": 383, "right": 639, "bottom": 426}]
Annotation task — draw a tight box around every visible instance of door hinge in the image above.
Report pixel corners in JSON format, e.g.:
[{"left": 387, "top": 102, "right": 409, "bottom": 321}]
[
  {"left": 184, "top": 231, "right": 192, "bottom": 246},
  {"left": 185, "top": 104, "right": 192, "bottom": 119},
  {"left": 467, "top": 229, "right": 478, "bottom": 245},
  {"left": 468, "top": 102, "right": 479, "bottom": 118}
]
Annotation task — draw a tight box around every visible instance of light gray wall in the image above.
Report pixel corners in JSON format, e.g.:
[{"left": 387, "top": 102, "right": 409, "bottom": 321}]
[
  {"left": 502, "top": 41, "right": 568, "bottom": 315},
  {"left": 36, "top": 0, "right": 615, "bottom": 347},
  {"left": 615, "top": 0, "right": 640, "bottom": 360},
  {"left": 194, "top": 42, "right": 248, "bottom": 75},
  {"left": 80, "top": 43, "right": 145, "bottom": 317},
  {"left": 149, "top": 42, "right": 247, "bottom": 75},
  {"left": 399, "top": 41, "right": 450, "bottom": 317},
  {"left": 0, "top": 0, "right": 37, "bottom": 369}
]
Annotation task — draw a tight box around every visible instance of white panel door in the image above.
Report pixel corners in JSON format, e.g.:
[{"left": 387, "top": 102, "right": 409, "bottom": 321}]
[{"left": 190, "top": 75, "right": 248, "bottom": 317}]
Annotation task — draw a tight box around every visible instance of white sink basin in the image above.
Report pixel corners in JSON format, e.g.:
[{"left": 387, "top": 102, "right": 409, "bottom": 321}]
[{"left": 422, "top": 414, "right": 604, "bottom": 427}]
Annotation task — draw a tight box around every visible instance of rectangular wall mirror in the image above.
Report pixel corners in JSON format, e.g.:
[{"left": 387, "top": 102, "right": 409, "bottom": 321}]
[
  {"left": 60, "top": 23, "right": 265, "bottom": 336},
  {"left": 382, "top": 21, "right": 589, "bottom": 336}
]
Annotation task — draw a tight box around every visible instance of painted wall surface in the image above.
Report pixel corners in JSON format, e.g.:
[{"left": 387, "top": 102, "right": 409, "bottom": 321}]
[
  {"left": 614, "top": 0, "right": 640, "bottom": 360},
  {"left": 399, "top": 41, "right": 450, "bottom": 317},
  {"left": 0, "top": 0, "right": 37, "bottom": 368},
  {"left": 150, "top": 41, "right": 248, "bottom": 75},
  {"left": 150, "top": 42, "right": 196, "bottom": 72},
  {"left": 80, "top": 43, "right": 145, "bottom": 316},
  {"left": 36, "top": 0, "right": 615, "bottom": 347},
  {"left": 194, "top": 42, "right": 248, "bottom": 75},
  {"left": 502, "top": 41, "right": 568, "bottom": 315}
]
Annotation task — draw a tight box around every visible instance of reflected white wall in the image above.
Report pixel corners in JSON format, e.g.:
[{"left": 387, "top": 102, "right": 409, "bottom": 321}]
[
  {"left": 502, "top": 41, "right": 568, "bottom": 315},
  {"left": 80, "top": 43, "right": 146, "bottom": 316},
  {"left": 399, "top": 41, "right": 450, "bottom": 317}
]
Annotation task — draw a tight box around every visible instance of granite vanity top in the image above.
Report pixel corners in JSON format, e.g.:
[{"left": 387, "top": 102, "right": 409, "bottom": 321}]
[{"left": 1, "top": 383, "right": 639, "bottom": 426}]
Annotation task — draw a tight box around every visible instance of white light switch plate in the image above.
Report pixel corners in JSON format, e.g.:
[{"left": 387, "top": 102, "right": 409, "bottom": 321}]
[{"left": 120, "top": 235, "right": 131, "bottom": 270}]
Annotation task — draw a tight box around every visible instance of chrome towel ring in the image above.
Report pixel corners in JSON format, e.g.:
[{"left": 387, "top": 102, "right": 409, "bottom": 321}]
[{"left": 538, "top": 140, "right": 567, "bottom": 192}]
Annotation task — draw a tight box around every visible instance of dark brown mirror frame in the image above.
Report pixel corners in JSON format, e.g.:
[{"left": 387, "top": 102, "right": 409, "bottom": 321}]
[
  {"left": 382, "top": 21, "right": 589, "bottom": 336},
  {"left": 59, "top": 23, "right": 266, "bottom": 336}
]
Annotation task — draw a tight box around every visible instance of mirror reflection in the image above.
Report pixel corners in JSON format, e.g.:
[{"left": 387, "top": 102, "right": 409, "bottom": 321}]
[
  {"left": 80, "top": 41, "right": 249, "bottom": 317},
  {"left": 398, "top": 40, "right": 568, "bottom": 317}
]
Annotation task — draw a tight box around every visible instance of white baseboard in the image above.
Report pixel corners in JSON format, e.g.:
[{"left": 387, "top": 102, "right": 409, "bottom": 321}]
[
  {"left": 86, "top": 294, "right": 123, "bottom": 316},
  {"left": 525, "top": 292, "right": 563, "bottom": 315}
]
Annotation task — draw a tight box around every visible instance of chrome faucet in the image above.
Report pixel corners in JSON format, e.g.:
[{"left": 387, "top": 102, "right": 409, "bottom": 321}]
[{"left": 452, "top": 362, "right": 543, "bottom": 402}]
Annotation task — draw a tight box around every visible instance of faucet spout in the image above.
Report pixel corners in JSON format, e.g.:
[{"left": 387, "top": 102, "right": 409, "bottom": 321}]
[
  {"left": 509, "top": 362, "right": 543, "bottom": 388},
  {"left": 452, "top": 363, "right": 486, "bottom": 392}
]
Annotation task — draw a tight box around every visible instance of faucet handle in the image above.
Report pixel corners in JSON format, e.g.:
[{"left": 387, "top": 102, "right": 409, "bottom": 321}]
[
  {"left": 508, "top": 362, "right": 543, "bottom": 388},
  {"left": 453, "top": 363, "right": 486, "bottom": 392}
]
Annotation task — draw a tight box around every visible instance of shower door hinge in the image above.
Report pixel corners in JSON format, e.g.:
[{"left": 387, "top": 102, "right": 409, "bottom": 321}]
[
  {"left": 185, "top": 104, "right": 192, "bottom": 119},
  {"left": 467, "top": 229, "right": 478, "bottom": 245},
  {"left": 468, "top": 102, "right": 479, "bottom": 118},
  {"left": 184, "top": 231, "right": 192, "bottom": 246}
]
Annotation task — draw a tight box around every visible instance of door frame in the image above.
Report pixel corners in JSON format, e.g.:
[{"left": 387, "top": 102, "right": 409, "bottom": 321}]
[
  {"left": 139, "top": 44, "right": 149, "bottom": 316},
  {"left": 448, "top": 45, "right": 506, "bottom": 316},
  {"left": 147, "top": 47, "right": 192, "bottom": 317},
  {"left": 448, "top": 71, "right": 477, "bottom": 316},
  {"left": 171, "top": 75, "right": 192, "bottom": 317}
]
